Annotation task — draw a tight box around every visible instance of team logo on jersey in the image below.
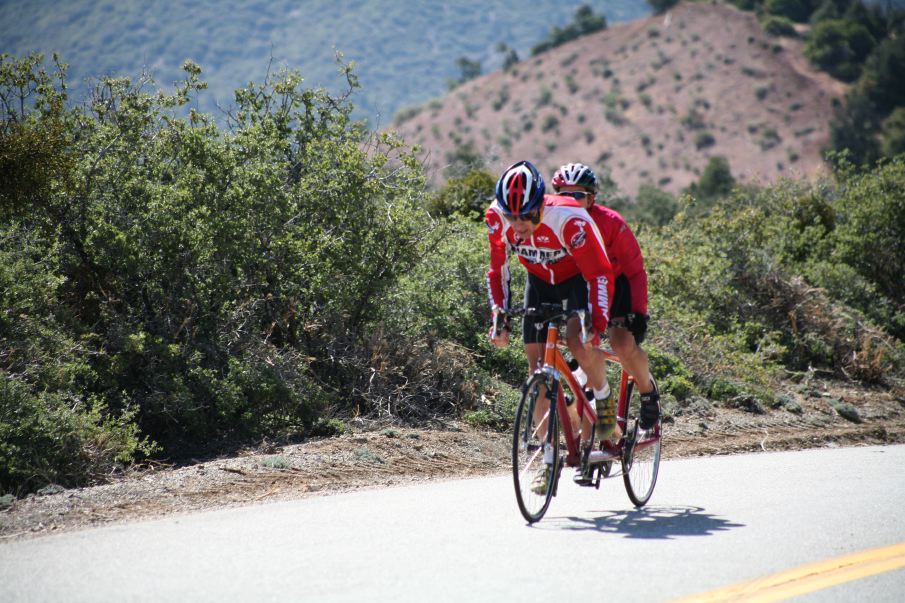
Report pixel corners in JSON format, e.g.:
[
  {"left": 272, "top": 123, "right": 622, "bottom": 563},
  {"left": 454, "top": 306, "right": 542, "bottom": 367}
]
[
  {"left": 511, "top": 244, "right": 568, "bottom": 265},
  {"left": 486, "top": 218, "right": 501, "bottom": 234},
  {"left": 570, "top": 221, "right": 588, "bottom": 248},
  {"left": 536, "top": 235, "right": 551, "bottom": 243}
]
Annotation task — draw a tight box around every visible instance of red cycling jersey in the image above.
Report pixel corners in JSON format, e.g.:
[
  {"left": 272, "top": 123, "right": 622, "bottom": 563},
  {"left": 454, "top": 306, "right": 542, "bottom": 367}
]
[
  {"left": 485, "top": 195, "right": 615, "bottom": 332},
  {"left": 552, "top": 201, "right": 649, "bottom": 316}
]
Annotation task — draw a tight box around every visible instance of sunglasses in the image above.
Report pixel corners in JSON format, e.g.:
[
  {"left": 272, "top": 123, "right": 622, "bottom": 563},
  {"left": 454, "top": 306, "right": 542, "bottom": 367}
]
[
  {"left": 558, "top": 191, "right": 593, "bottom": 200},
  {"left": 511, "top": 210, "right": 541, "bottom": 224}
]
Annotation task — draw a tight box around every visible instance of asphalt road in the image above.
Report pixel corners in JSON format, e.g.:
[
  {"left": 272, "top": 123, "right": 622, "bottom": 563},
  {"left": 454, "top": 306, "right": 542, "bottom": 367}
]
[{"left": 2, "top": 445, "right": 904, "bottom": 602}]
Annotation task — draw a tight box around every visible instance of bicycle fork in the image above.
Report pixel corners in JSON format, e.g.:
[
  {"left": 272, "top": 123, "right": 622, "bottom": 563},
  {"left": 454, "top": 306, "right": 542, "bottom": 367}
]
[{"left": 535, "top": 376, "right": 562, "bottom": 496}]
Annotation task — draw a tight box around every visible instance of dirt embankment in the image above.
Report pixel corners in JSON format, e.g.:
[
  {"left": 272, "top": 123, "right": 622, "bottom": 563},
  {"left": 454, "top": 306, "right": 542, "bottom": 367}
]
[{"left": 2, "top": 376, "right": 902, "bottom": 542}]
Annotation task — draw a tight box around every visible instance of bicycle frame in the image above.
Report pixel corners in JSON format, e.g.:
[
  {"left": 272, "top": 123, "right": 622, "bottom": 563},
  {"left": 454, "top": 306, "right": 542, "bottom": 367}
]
[
  {"left": 510, "top": 304, "right": 663, "bottom": 520},
  {"left": 537, "top": 318, "right": 658, "bottom": 469}
]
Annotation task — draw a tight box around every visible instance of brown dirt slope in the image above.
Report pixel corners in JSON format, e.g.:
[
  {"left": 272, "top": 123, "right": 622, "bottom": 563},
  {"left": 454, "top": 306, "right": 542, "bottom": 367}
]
[
  {"left": 2, "top": 375, "right": 903, "bottom": 541},
  {"left": 391, "top": 2, "right": 845, "bottom": 195}
]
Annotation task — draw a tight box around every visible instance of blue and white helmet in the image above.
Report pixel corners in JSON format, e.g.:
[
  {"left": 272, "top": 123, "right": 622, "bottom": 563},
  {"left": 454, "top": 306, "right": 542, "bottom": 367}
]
[{"left": 495, "top": 160, "right": 546, "bottom": 217}]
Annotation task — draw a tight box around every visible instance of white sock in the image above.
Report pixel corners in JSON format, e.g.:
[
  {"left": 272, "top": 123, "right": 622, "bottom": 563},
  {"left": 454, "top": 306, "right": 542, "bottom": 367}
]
[{"left": 593, "top": 382, "right": 610, "bottom": 400}]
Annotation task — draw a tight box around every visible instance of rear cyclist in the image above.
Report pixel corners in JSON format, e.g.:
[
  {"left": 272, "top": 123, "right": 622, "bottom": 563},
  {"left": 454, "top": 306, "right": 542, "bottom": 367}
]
[{"left": 549, "top": 162, "right": 661, "bottom": 431}]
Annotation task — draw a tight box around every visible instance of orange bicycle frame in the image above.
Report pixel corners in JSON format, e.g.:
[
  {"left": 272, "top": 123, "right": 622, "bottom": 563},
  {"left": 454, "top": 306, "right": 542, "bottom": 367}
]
[{"left": 542, "top": 322, "right": 633, "bottom": 466}]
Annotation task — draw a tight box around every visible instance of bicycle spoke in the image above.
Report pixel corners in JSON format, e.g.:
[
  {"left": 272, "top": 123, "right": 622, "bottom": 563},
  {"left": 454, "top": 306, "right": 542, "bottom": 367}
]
[
  {"left": 621, "top": 381, "right": 661, "bottom": 506},
  {"left": 512, "top": 375, "right": 560, "bottom": 523}
]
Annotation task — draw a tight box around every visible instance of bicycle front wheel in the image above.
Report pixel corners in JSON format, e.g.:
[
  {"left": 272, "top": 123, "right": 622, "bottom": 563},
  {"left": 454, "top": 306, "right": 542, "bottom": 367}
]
[
  {"left": 621, "top": 380, "right": 661, "bottom": 507},
  {"left": 512, "top": 373, "right": 560, "bottom": 523}
]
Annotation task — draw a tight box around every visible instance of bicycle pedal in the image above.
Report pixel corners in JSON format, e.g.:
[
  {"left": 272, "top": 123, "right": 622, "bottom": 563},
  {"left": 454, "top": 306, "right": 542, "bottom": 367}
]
[{"left": 573, "top": 473, "right": 594, "bottom": 486}]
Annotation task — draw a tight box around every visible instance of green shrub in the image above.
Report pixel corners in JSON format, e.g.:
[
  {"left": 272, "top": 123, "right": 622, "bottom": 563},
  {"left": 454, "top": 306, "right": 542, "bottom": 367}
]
[
  {"left": 831, "top": 156, "right": 905, "bottom": 309},
  {"left": 1, "top": 378, "right": 155, "bottom": 495},
  {"left": 694, "top": 131, "right": 716, "bottom": 149},
  {"left": 632, "top": 184, "right": 679, "bottom": 226},
  {"left": 708, "top": 378, "right": 743, "bottom": 401},
  {"left": 541, "top": 114, "right": 560, "bottom": 132},
  {"left": 0, "top": 54, "right": 439, "bottom": 491},
  {"left": 765, "top": 0, "right": 810, "bottom": 23},
  {"left": 429, "top": 169, "right": 495, "bottom": 222},
  {"left": 762, "top": 15, "right": 798, "bottom": 37},
  {"left": 828, "top": 399, "right": 861, "bottom": 423}
]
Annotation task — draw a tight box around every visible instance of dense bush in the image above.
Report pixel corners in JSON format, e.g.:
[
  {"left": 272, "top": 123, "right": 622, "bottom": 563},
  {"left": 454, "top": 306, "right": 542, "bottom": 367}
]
[
  {"left": 429, "top": 169, "right": 495, "bottom": 222},
  {"left": 829, "top": 157, "right": 905, "bottom": 314},
  {"left": 0, "top": 53, "right": 437, "bottom": 493},
  {"left": 644, "top": 163, "right": 905, "bottom": 401}
]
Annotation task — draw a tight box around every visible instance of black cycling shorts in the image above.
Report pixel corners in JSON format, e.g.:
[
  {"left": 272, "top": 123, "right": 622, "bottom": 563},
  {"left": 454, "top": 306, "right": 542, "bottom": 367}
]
[
  {"left": 522, "top": 273, "right": 589, "bottom": 345},
  {"left": 609, "top": 274, "right": 648, "bottom": 344},
  {"left": 610, "top": 274, "right": 632, "bottom": 321}
]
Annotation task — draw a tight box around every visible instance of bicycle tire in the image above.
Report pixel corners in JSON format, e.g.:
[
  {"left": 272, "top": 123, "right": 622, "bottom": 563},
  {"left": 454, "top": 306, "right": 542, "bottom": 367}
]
[
  {"left": 621, "top": 380, "right": 661, "bottom": 507},
  {"left": 512, "top": 373, "right": 560, "bottom": 523}
]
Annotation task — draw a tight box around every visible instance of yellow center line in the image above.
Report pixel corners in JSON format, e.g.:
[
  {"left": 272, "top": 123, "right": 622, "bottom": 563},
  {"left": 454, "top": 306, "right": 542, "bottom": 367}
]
[{"left": 671, "top": 541, "right": 905, "bottom": 603}]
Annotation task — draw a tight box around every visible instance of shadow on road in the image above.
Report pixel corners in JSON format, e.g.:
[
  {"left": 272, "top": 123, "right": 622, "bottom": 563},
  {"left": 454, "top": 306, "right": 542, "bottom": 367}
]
[{"left": 539, "top": 505, "right": 745, "bottom": 539}]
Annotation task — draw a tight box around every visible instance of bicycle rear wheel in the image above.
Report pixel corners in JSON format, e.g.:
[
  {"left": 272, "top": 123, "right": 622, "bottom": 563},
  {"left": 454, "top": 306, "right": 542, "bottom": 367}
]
[
  {"left": 621, "top": 380, "right": 661, "bottom": 507},
  {"left": 512, "top": 373, "right": 560, "bottom": 523}
]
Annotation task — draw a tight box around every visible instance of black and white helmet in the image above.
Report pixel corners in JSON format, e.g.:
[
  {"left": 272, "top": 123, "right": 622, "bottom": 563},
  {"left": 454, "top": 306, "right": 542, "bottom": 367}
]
[{"left": 551, "top": 163, "right": 598, "bottom": 193}]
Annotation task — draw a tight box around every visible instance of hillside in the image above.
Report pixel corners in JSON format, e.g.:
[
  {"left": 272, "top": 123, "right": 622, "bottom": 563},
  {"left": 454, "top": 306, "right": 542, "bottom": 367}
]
[
  {"left": 392, "top": 2, "right": 847, "bottom": 196},
  {"left": 0, "top": 0, "right": 649, "bottom": 122}
]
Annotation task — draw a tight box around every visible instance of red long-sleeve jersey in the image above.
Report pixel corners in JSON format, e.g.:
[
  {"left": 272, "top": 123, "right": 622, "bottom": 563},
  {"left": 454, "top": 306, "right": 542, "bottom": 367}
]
[
  {"left": 584, "top": 205, "right": 648, "bottom": 316},
  {"left": 485, "top": 196, "right": 615, "bottom": 332}
]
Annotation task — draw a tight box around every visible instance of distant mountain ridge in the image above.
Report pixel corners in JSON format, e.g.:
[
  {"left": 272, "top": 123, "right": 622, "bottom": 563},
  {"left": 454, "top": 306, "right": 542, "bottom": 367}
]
[
  {"left": 0, "top": 0, "right": 649, "bottom": 121},
  {"left": 392, "top": 2, "right": 847, "bottom": 196}
]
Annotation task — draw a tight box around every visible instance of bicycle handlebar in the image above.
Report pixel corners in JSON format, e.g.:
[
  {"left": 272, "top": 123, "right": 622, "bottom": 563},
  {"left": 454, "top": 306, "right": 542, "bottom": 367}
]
[{"left": 493, "top": 304, "right": 594, "bottom": 344}]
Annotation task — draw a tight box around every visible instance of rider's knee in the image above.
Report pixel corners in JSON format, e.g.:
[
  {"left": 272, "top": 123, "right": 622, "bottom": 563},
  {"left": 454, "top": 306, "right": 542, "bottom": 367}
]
[{"left": 609, "top": 327, "right": 635, "bottom": 355}]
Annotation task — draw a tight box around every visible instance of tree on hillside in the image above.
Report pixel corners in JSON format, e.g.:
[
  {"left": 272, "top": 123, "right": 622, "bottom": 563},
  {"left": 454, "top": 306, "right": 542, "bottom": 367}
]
[
  {"left": 826, "top": 29, "right": 905, "bottom": 165},
  {"left": 686, "top": 156, "right": 735, "bottom": 206},
  {"left": 862, "top": 33, "right": 905, "bottom": 116},
  {"left": 448, "top": 56, "right": 482, "bottom": 90},
  {"left": 429, "top": 168, "right": 495, "bottom": 222},
  {"left": 831, "top": 156, "right": 905, "bottom": 308},
  {"left": 531, "top": 5, "right": 607, "bottom": 55},
  {"left": 496, "top": 42, "right": 520, "bottom": 71},
  {"left": 766, "top": 0, "right": 811, "bottom": 22},
  {"left": 809, "top": 0, "right": 843, "bottom": 24},
  {"left": 762, "top": 15, "right": 799, "bottom": 37},
  {"left": 880, "top": 107, "right": 905, "bottom": 157},
  {"left": 647, "top": 0, "right": 679, "bottom": 14},
  {"left": 805, "top": 19, "right": 876, "bottom": 81},
  {"left": 828, "top": 90, "right": 882, "bottom": 166}
]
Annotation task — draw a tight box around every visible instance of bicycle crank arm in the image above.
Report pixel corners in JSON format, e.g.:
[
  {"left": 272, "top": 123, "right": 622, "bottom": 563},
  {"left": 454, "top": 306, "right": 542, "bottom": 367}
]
[{"left": 587, "top": 449, "right": 621, "bottom": 464}]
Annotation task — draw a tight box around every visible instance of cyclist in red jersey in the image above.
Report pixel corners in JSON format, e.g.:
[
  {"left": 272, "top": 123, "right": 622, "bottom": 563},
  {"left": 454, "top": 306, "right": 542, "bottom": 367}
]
[
  {"left": 486, "top": 161, "right": 620, "bottom": 466},
  {"left": 550, "top": 162, "right": 661, "bottom": 431}
]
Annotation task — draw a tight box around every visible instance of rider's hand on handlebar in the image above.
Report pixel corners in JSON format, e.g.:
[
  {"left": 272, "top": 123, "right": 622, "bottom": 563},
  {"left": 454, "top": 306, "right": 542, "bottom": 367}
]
[
  {"left": 489, "top": 326, "right": 510, "bottom": 348},
  {"left": 582, "top": 327, "right": 602, "bottom": 350},
  {"left": 490, "top": 305, "right": 511, "bottom": 347}
]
